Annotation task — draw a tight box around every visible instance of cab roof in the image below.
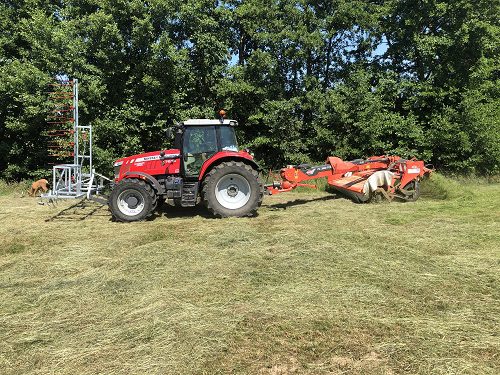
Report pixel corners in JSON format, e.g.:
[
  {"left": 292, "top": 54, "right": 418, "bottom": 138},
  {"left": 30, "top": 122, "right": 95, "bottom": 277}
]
[{"left": 182, "top": 119, "right": 238, "bottom": 126}]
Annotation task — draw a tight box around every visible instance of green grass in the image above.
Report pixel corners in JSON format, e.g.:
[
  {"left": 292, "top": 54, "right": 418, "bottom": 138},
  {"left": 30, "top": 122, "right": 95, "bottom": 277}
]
[
  {"left": 0, "top": 180, "right": 30, "bottom": 197},
  {"left": 0, "top": 178, "right": 499, "bottom": 374}
]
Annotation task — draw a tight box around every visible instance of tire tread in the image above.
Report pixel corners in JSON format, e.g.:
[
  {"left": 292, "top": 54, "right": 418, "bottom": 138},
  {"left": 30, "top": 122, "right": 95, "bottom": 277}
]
[
  {"left": 109, "top": 178, "right": 157, "bottom": 222},
  {"left": 202, "top": 161, "right": 263, "bottom": 218}
]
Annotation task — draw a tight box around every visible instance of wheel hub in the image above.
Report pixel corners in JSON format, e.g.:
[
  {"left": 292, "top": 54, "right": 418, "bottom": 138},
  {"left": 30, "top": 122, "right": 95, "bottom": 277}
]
[
  {"left": 227, "top": 184, "right": 239, "bottom": 197},
  {"left": 215, "top": 174, "right": 251, "bottom": 210},
  {"left": 127, "top": 196, "right": 139, "bottom": 208},
  {"left": 117, "top": 189, "right": 146, "bottom": 216}
]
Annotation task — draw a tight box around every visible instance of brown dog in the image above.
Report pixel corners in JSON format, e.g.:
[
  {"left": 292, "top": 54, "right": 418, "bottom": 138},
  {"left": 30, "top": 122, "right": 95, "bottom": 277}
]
[{"left": 29, "top": 179, "right": 49, "bottom": 197}]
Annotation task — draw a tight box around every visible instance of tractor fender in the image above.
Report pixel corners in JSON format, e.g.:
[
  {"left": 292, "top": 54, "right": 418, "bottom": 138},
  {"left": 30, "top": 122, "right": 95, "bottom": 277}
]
[
  {"left": 123, "top": 171, "right": 164, "bottom": 194},
  {"left": 198, "top": 152, "right": 260, "bottom": 181}
]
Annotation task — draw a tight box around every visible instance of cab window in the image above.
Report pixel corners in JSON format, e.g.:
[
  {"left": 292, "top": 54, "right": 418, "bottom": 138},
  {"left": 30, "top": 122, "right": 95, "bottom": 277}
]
[
  {"left": 219, "top": 126, "right": 238, "bottom": 151},
  {"left": 183, "top": 126, "right": 218, "bottom": 176},
  {"left": 183, "top": 126, "right": 218, "bottom": 154}
]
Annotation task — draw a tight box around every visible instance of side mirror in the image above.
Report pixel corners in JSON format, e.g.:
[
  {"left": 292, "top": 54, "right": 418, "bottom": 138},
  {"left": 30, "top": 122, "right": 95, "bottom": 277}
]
[{"left": 166, "top": 128, "right": 173, "bottom": 139}]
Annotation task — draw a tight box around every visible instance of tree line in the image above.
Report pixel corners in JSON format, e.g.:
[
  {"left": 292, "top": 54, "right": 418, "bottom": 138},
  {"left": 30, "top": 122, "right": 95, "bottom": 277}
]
[{"left": 0, "top": 0, "right": 498, "bottom": 179}]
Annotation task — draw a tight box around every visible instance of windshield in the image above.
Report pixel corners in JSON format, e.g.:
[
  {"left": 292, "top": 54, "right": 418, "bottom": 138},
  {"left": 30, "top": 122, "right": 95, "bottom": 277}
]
[
  {"left": 219, "top": 126, "right": 238, "bottom": 151},
  {"left": 183, "top": 126, "right": 218, "bottom": 154}
]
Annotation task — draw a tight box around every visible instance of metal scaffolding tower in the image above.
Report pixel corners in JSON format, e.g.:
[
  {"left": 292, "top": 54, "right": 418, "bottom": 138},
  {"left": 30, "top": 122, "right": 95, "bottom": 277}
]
[{"left": 43, "top": 79, "right": 109, "bottom": 200}]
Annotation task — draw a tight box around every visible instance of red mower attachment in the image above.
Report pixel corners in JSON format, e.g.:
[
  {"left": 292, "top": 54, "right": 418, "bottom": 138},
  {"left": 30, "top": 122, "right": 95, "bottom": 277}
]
[{"left": 266, "top": 156, "right": 433, "bottom": 202}]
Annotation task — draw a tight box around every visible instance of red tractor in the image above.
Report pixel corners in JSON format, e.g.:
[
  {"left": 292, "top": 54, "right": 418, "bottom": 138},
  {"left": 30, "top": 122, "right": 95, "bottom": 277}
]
[{"left": 109, "top": 117, "right": 264, "bottom": 221}]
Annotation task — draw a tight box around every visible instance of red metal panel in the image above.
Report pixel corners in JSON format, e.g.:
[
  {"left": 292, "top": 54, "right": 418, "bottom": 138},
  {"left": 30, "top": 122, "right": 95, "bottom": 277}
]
[
  {"left": 115, "top": 149, "right": 181, "bottom": 181},
  {"left": 197, "top": 150, "right": 257, "bottom": 180}
]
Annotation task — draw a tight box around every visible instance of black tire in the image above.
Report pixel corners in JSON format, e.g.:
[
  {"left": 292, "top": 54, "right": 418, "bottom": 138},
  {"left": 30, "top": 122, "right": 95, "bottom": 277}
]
[
  {"left": 403, "top": 180, "right": 421, "bottom": 202},
  {"left": 202, "top": 161, "right": 263, "bottom": 217},
  {"left": 109, "top": 179, "right": 157, "bottom": 222}
]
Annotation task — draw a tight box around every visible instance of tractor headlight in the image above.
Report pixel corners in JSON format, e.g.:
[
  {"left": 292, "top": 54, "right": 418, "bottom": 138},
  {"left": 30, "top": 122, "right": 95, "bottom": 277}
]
[{"left": 114, "top": 161, "right": 123, "bottom": 178}]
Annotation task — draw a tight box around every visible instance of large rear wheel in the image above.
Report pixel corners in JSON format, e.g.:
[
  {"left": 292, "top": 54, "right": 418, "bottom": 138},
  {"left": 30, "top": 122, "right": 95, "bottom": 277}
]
[
  {"left": 202, "top": 161, "right": 263, "bottom": 217},
  {"left": 109, "top": 179, "right": 157, "bottom": 222}
]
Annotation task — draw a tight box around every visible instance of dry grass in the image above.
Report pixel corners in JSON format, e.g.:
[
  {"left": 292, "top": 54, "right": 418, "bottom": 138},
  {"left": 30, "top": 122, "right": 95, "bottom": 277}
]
[{"left": 0, "top": 177, "right": 499, "bottom": 374}]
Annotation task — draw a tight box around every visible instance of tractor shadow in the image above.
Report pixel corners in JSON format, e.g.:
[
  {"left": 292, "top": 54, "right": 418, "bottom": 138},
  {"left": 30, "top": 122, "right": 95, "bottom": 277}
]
[
  {"left": 156, "top": 204, "right": 213, "bottom": 219},
  {"left": 156, "top": 204, "right": 258, "bottom": 219},
  {"left": 265, "top": 194, "right": 340, "bottom": 211},
  {"left": 124, "top": 203, "right": 224, "bottom": 222},
  {"left": 158, "top": 195, "right": 341, "bottom": 218}
]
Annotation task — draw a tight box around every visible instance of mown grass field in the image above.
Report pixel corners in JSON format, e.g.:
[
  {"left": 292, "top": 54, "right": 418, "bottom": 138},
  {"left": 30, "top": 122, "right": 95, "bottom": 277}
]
[{"left": 0, "top": 176, "right": 499, "bottom": 374}]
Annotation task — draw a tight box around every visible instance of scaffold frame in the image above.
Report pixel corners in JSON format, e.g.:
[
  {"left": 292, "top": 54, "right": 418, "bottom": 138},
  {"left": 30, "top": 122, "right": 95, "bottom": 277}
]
[{"left": 43, "top": 79, "right": 108, "bottom": 200}]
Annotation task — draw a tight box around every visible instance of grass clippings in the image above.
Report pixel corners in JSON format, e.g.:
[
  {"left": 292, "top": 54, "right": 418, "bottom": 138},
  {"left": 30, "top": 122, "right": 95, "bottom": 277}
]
[{"left": 0, "top": 179, "right": 499, "bottom": 374}]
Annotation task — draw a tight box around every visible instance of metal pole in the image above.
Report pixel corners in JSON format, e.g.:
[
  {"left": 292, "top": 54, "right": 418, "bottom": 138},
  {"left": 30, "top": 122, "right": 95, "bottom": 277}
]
[
  {"left": 89, "top": 125, "right": 92, "bottom": 179},
  {"left": 73, "top": 79, "right": 82, "bottom": 194},
  {"left": 53, "top": 166, "right": 56, "bottom": 196},
  {"left": 73, "top": 79, "right": 78, "bottom": 167}
]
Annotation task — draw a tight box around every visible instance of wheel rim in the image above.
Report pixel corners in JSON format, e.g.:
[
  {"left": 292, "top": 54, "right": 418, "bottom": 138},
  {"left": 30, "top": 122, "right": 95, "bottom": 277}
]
[
  {"left": 117, "top": 189, "right": 145, "bottom": 216},
  {"left": 215, "top": 173, "right": 251, "bottom": 210}
]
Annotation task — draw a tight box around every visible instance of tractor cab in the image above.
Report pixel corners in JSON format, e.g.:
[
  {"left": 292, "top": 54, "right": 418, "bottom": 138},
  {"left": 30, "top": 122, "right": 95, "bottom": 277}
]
[{"left": 175, "top": 119, "right": 239, "bottom": 178}]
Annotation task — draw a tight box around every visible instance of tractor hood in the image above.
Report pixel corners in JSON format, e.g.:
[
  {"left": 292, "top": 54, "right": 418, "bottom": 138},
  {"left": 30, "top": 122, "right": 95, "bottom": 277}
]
[
  {"left": 114, "top": 149, "right": 180, "bottom": 166},
  {"left": 113, "top": 149, "right": 181, "bottom": 180}
]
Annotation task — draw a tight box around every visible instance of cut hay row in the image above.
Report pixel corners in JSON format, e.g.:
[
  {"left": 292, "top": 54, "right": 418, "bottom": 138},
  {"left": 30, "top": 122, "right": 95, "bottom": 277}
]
[{"left": 0, "top": 178, "right": 498, "bottom": 374}]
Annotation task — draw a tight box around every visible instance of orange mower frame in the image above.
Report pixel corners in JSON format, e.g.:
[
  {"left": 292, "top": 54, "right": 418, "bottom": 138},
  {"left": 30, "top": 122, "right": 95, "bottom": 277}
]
[{"left": 266, "top": 155, "right": 432, "bottom": 202}]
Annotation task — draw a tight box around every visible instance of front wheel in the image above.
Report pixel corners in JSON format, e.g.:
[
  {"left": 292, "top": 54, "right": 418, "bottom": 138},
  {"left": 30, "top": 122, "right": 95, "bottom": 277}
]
[
  {"left": 202, "top": 161, "right": 263, "bottom": 217},
  {"left": 109, "top": 179, "right": 156, "bottom": 222}
]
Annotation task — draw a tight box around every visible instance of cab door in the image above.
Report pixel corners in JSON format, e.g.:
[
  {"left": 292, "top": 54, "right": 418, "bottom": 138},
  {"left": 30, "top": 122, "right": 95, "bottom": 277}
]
[{"left": 182, "top": 126, "right": 218, "bottom": 178}]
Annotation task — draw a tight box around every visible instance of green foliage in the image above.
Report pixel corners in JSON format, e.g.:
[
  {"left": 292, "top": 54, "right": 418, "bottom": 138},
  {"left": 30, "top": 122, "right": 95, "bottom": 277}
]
[
  {"left": 0, "top": 60, "right": 52, "bottom": 179},
  {"left": 0, "top": 180, "right": 30, "bottom": 197},
  {"left": 420, "top": 172, "right": 471, "bottom": 200},
  {"left": 0, "top": 0, "right": 499, "bottom": 179}
]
